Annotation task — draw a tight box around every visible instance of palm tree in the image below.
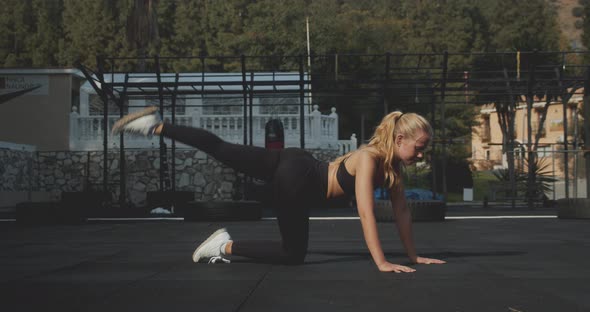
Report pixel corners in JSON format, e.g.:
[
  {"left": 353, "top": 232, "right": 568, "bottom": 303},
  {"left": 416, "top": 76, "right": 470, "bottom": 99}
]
[{"left": 492, "top": 156, "right": 556, "bottom": 206}]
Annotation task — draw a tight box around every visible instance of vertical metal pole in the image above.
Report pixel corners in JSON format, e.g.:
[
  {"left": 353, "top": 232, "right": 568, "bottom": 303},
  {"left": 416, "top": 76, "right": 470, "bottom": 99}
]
[
  {"left": 335, "top": 54, "right": 339, "bottom": 81},
  {"left": 241, "top": 55, "right": 248, "bottom": 145},
  {"left": 552, "top": 144, "right": 556, "bottom": 200},
  {"left": 249, "top": 72, "right": 254, "bottom": 146},
  {"left": 562, "top": 73, "right": 570, "bottom": 200},
  {"left": 574, "top": 103, "right": 579, "bottom": 199},
  {"left": 155, "top": 55, "right": 165, "bottom": 191},
  {"left": 440, "top": 51, "right": 448, "bottom": 201},
  {"left": 360, "top": 113, "right": 365, "bottom": 144},
  {"left": 171, "top": 73, "right": 179, "bottom": 191},
  {"left": 299, "top": 55, "right": 306, "bottom": 149},
  {"left": 306, "top": 17, "right": 313, "bottom": 113},
  {"left": 97, "top": 56, "right": 109, "bottom": 200},
  {"left": 383, "top": 52, "right": 391, "bottom": 115},
  {"left": 584, "top": 67, "right": 590, "bottom": 198},
  {"left": 526, "top": 52, "right": 536, "bottom": 209},
  {"left": 503, "top": 68, "right": 517, "bottom": 209},
  {"left": 428, "top": 71, "right": 437, "bottom": 200},
  {"left": 201, "top": 55, "right": 205, "bottom": 124},
  {"left": 119, "top": 73, "right": 129, "bottom": 208},
  {"left": 76, "top": 61, "right": 110, "bottom": 203}
]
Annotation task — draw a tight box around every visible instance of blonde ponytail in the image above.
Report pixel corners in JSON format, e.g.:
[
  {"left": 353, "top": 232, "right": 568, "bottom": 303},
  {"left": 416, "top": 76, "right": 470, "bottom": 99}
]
[{"left": 334, "top": 111, "right": 432, "bottom": 191}]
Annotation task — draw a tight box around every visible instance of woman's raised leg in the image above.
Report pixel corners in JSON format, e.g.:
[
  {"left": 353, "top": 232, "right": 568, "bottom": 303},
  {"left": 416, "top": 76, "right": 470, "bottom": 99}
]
[{"left": 112, "top": 106, "right": 280, "bottom": 181}]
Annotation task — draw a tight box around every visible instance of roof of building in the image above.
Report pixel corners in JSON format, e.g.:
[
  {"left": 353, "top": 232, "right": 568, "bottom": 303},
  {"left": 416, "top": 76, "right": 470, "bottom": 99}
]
[
  {"left": 0, "top": 68, "right": 84, "bottom": 77},
  {"left": 80, "top": 72, "right": 310, "bottom": 96}
]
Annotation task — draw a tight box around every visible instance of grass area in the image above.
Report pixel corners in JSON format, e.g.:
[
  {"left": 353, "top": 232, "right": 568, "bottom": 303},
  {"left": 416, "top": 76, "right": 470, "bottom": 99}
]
[
  {"left": 402, "top": 168, "right": 498, "bottom": 202},
  {"left": 473, "top": 171, "right": 497, "bottom": 201},
  {"left": 447, "top": 171, "right": 496, "bottom": 202},
  {"left": 432, "top": 171, "right": 497, "bottom": 203},
  {"left": 446, "top": 192, "right": 463, "bottom": 202}
]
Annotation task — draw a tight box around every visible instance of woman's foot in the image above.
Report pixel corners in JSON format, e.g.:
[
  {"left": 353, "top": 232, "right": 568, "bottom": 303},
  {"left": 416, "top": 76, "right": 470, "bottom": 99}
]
[
  {"left": 111, "top": 106, "right": 162, "bottom": 138},
  {"left": 192, "top": 228, "right": 232, "bottom": 263}
]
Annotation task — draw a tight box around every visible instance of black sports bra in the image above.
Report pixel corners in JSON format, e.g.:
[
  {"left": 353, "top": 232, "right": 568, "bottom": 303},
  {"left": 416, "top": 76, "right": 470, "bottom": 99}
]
[{"left": 336, "top": 157, "right": 355, "bottom": 195}]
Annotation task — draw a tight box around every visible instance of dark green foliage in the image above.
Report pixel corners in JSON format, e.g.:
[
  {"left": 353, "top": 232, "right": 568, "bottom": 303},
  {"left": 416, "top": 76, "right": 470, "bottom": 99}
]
[
  {"left": 492, "top": 156, "right": 557, "bottom": 202},
  {"left": 524, "top": 156, "right": 557, "bottom": 200},
  {"left": 30, "top": 0, "right": 63, "bottom": 67},
  {"left": 486, "top": 0, "right": 559, "bottom": 52},
  {"left": 404, "top": 0, "right": 488, "bottom": 60},
  {"left": 0, "top": 0, "right": 34, "bottom": 66},
  {"left": 58, "top": 0, "right": 132, "bottom": 70},
  {"left": 0, "top": 0, "right": 565, "bottom": 68},
  {"left": 0, "top": 0, "right": 564, "bottom": 173},
  {"left": 584, "top": 1, "right": 590, "bottom": 55}
]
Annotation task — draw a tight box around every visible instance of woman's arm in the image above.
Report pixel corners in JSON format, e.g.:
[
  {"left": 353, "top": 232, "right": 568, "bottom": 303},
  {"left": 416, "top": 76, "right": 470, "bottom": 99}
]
[
  {"left": 390, "top": 183, "right": 446, "bottom": 265},
  {"left": 355, "top": 152, "right": 415, "bottom": 273},
  {"left": 390, "top": 184, "right": 417, "bottom": 262}
]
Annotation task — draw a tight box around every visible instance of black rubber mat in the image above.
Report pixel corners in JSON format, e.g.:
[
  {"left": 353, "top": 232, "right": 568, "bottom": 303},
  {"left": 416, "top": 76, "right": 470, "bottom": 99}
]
[{"left": 1, "top": 215, "right": 589, "bottom": 311}]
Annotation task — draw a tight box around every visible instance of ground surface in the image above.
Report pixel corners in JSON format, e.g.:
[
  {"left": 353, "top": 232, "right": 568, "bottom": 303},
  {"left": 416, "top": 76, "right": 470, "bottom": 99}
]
[{"left": 1, "top": 205, "right": 589, "bottom": 312}]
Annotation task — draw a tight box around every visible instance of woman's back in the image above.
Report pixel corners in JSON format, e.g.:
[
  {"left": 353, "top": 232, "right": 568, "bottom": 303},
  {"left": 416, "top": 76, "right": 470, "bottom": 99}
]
[{"left": 327, "top": 147, "right": 385, "bottom": 199}]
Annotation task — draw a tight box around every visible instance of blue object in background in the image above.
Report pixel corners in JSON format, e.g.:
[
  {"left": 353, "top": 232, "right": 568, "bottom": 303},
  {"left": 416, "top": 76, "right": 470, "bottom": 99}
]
[
  {"left": 374, "top": 188, "right": 390, "bottom": 200},
  {"left": 374, "top": 187, "right": 442, "bottom": 200},
  {"left": 404, "top": 188, "right": 443, "bottom": 200}
]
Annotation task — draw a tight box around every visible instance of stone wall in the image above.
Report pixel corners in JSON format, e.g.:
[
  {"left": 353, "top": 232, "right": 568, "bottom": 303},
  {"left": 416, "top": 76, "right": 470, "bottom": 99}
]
[
  {"left": 1, "top": 147, "right": 340, "bottom": 207},
  {"left": 0, "top": 148, "right": 35, "bottom": 192}
]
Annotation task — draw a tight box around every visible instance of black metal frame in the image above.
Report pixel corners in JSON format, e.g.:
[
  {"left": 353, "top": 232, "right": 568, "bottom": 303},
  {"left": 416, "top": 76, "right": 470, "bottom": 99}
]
[{"left": 76, "top": 51, "right": 590, "bottom": 209}]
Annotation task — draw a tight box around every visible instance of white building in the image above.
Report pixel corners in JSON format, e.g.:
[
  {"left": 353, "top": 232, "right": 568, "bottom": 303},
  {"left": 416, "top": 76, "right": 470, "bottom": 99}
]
[
  {"left": 0, "top": 68, "right": 356, "bottom": 153},
  {"left": 71, "top": 72, "right": 357, "bottom": 153}
]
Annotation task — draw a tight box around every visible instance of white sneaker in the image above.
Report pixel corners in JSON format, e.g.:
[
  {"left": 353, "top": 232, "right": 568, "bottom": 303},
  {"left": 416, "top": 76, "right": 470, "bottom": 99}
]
[
  {"left": 111, "top": 106, "right": 162, "bottom": 138},
  {"left": 192, "top": 228, "right": 231, "bottom": 263}
]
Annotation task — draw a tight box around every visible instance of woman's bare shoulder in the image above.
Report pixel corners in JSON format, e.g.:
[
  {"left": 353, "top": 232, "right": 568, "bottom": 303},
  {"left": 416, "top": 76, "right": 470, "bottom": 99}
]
[
  {"left": 355, "top": 146, "right": 381, "bottom": 160},
  {"left": 349, "top": 147, "right": 381, "bottom": 170}
]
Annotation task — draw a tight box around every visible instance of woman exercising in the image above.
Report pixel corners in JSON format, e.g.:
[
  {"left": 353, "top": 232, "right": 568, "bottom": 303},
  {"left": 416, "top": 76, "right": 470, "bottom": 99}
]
[{"left": 112, "top": 106, "right": 445, "bottom": 272}]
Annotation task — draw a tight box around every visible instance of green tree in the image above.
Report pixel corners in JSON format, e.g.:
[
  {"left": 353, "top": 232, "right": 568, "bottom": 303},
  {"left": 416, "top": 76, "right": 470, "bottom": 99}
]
[
  {"left": 200, "top": 0, "right": 249, "bottom": 71},
  {"left": 166, "top": 0, "right": 207, "bottom": 71},
  {"left": 0, "top": 0, "right": 34, "bottom": 66},
  {"left": 403, "top": 0, "right": 488, "bottom": 70},
  {"left": 30, "top": 0, "right": 64, "bottom": 67},
  {"left": 305, "top": 0, "right": 344, "bottom": 54},
  {"left": 486, "top": 0, "right": 560, "bottom": 52},
  {"left": 582, "top": 0, "right": 590, "bottom": 53},
  {"left": 203, "top": 0, "right": 248, "bottom": 55},
  {"left": 154, "top": 0, "right": 177, "bottom": 70},
  {"left": 241, "top": 0, "right": 308, "bottom": 69},
  {"left": 58, "top": 0, "right": 142, "bottom": 70},
  {"left": 126, "top": 0, "right": 160, "bottom": 70},
  {"left": 329, "top": 1, "right": 406, "bottom": 54}
]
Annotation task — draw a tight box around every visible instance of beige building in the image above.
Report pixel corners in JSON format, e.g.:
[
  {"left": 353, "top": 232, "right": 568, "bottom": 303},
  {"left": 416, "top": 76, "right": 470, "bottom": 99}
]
[
  {"left": 0, "top": 69, "right": 85, "bottom": 151},
  {"left": 471, "top": 92, "right": 583, "bottom": 178}
]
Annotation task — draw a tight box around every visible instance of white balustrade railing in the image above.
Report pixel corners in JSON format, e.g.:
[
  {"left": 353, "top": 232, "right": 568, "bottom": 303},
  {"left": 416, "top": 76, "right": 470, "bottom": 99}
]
[
  {"left": 338, "top": 134, "right": 358, "bottom": 155},
  {"left": 69, "top": 105, "right": 356, "bottom": 153}
]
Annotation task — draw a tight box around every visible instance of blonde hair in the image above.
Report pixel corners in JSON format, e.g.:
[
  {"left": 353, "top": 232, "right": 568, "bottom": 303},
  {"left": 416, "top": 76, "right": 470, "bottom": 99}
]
[{"left": 334, "top": 111, "right": 433, "bottom": 190}]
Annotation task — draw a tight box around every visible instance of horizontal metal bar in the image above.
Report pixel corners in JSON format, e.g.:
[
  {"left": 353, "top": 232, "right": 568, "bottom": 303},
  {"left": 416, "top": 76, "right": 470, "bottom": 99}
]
[{"left": 104, "top": 50, "right": 590, "bottom": 61}]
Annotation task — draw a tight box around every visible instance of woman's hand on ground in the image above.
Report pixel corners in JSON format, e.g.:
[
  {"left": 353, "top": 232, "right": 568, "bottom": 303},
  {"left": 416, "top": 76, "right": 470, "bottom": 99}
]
[
  {"left": 414, "top": 256, "right": 446, "bottom": 265},
  {"left": 377, "top": 261, "right": 416, "bottom": 273}
]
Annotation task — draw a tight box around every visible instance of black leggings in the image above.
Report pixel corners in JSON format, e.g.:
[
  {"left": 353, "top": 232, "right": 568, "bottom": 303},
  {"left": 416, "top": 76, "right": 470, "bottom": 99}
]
[{"left": 162, "top": 124, "right": 328, "bottom": 264}]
